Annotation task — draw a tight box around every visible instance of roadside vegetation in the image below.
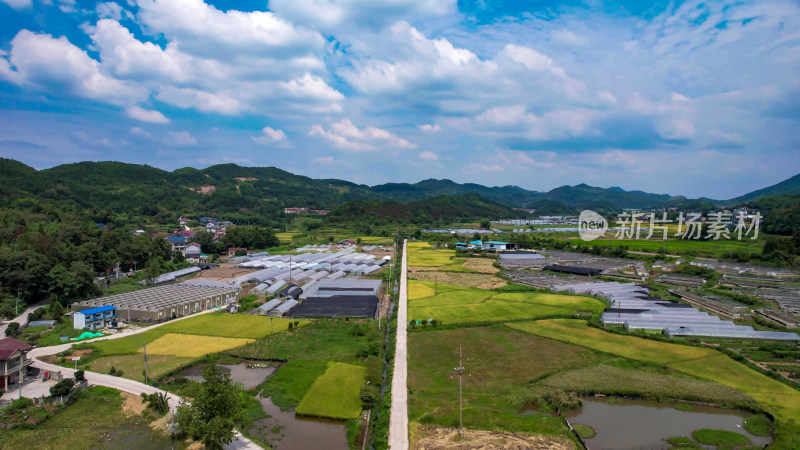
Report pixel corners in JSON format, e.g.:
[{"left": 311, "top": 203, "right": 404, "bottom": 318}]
[{"left": 0, "top": 386, "right": 176, "bottom": 449}]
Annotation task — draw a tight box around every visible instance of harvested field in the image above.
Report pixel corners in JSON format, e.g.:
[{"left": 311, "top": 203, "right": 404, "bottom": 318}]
[
  {"left": 141, "top": 333, "right": 253, "bottom": 358},
  {"left": 461, "top": 258, "right": 499, "bottom": 274},
  {"left": 409, "top": 270, "right": 506, "bottom": 289},
  {"left": 411, "top": 425, "right": 572, "bottom": 450}
]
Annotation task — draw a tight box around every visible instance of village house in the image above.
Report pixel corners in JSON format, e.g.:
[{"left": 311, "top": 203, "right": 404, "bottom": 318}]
[
  {"left": 0, "top": 337, "right": 33, "bottom": 392},
  {"left": 73, "top": 305, "right": 117, "bottom": 330}
]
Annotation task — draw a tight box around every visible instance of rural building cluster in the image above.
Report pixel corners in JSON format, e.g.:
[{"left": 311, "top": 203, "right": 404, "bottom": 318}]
[{"left": 70, "top": 284, "right": 241, "bottom": 323}]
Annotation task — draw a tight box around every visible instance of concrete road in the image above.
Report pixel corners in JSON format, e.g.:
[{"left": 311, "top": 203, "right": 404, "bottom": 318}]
[
  {"left": 28, "top": 309, "right": 261, "bottom": 449},
  {"left": 388, "top": 239, "right": 409, "bottom": 449},
  {"left": 0, "top": 300, "right": 48, "bottom": 337}
]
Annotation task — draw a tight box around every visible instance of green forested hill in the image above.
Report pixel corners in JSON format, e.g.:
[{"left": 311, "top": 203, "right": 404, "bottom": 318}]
[
  {"left": 1, "top": 158, "right": 798, "bottom": 225},
  {"left": 324, "top": 194, "right": 527, "bottom": 227},
  {"left": 724, "top": 174, "right": 800, "bottom": 205}
]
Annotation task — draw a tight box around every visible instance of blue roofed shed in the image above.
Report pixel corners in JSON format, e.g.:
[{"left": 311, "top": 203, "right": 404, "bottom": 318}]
[
  {"left": 482, "top": 241, "right": 517, "bottom": 251},
  {"left": 73, "top": 305, "right": 117, "bottom": 330}
]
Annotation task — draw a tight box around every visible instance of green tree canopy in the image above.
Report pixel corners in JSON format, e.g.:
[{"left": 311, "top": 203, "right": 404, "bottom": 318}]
[{"left": 175, "top": 357, "right": 246, "bottom": 449}]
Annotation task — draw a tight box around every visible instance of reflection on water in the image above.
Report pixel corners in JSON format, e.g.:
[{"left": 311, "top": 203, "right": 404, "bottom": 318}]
[
  {"left": 564, "top": 398, "right": 771, "bottom": 449},
  {"left": 179, "top": 363, "right": 275, "bottom": 390},
  {"left": 252, "top": 395, "right": 348, "bottom": 450}
]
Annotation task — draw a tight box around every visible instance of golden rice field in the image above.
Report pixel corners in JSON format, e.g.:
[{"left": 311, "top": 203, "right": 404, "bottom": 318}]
[
  {"left": 509, "top": 319, "right": 800, "bottom": 423},
  {"left": 139, "top": 333, "right": 254, "bottom": 358}
]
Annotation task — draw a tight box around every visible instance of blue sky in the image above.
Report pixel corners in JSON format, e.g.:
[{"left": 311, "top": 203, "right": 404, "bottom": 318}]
[{"left": 0, "top": 0, "right": 798, "bottom": 199}]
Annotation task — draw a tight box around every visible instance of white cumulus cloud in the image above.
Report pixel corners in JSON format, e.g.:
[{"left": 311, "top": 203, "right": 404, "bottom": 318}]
[
  {"left": 252, "top": 126, "right": 290, "bottom": 146},
  {"left": 309, "top": 119, "right": 416, "bottom": 151},
  {"left": 126, "top": 106, "right": 170, "bottom": 124},
  {"left": 1, "top": 0, "right": 32, "bottom": 10},
  {"left": 419, "top": 150, "right": 438, "bottom": 160}
]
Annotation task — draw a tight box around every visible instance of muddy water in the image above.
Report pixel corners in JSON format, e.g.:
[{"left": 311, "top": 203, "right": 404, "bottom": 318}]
[
  {"left": 251, "top": 395, "right": 348, "bottom": 450},
  {"left": 564, "top": 398, "right": 771, "bottom": 449},
  {"left": 179, "top": 363, "right": 275, "bottom": 390}
]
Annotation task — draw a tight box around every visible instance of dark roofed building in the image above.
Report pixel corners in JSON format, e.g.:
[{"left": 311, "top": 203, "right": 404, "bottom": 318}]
[
  {"left": 290, "top": 295, "right": 379, "bottom": 318},
  {"left": 0, "top": 337, "right": 33, "bottom": 392},
  {"left": 543, "top": 265, "right": 602, "bottom": 276}
]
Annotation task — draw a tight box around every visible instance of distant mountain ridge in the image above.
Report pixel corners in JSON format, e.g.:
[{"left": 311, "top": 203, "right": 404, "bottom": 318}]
[{"left": 0, "top": 158, "right": 798, "bottom": 217}]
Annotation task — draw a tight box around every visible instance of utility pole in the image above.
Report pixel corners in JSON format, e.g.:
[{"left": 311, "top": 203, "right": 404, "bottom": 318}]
[
  {"left": 289, "top": 254, "right": 293, "bottom": 284},
  {"left": 15, "top": 291, "right": 21, "bottom": 316},
  {"left": 143, "top": 342, "right": 150, "bottom": 384},
  {"left": 454, "top": 344, "right": 466, "bottom": 438}
]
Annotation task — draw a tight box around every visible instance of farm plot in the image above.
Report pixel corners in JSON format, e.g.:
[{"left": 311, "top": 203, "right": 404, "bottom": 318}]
[
  {"left": 86, "top": 354, "right": 195, "bottom": 382},
  {"left": 535, "top": 362, "right": 755, "bottom": 407},
  {"left": 141, "top": 333, "right": 253, "bottom": 358},
  {"left": 461, "top": 258, "right": 499, "bottom": 274},
  {"left": 510, "top": 319, "right": 800, "bottom": 423},
  {"left": 407, "top": 242, "right": 456, "bottom": 267},
  {"left": 409, "top": 270, "right": 505, "bottom": 289},
  {"left": 295, "top": 362, "right": 366, "bottom": 419},
  {"left": 408, "top": 325, "right": 598, "bottom": 440},
  {"left": 156, "top": 313, "right": 300, "bottom": 339},
  {"left": 408, "top": 281, "right": 604, "bottom": 325}
]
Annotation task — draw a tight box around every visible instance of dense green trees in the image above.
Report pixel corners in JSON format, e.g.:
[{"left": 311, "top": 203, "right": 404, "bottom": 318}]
[
  {"left": 325, "top": 194, "right": 527, "bottom": 227},
  {"left": 175, "top": 357, "right": 246, "bottom": 449}
]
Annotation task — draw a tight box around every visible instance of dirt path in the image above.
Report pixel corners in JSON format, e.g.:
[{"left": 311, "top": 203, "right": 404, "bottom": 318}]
[{"left": 412, "top": 425, "right": 572, "bottom": 450}]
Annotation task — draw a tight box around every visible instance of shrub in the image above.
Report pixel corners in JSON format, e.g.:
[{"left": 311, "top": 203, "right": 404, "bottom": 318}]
[
  {"left": 142, "top": 392, "right": 170, "bottom": 415},
  {"left": 357, "top": 341, "right": 381, "bottom": 358},
  {"left": 360, "top": 384, "right": 379, "bottom": 407},
  {"left": 50, "top": 378, "right": 75, "bottom": 397},
  {"left": 5, "top": 322, "right": 20, "bottom": 337},
  {"left": 74, "top": 370, "right": 85, "bottom": 382}
]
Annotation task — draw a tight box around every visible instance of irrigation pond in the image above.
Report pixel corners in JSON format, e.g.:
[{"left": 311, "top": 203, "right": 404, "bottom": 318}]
[{"left": 563, "top": 397, "right": 771, "bottom": 449}]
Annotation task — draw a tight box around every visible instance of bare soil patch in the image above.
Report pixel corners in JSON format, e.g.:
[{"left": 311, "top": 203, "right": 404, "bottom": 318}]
[
  {"left": 121, "top": 392, "right": 147, "bottom": 416},
  {"left": 71, "top": 349, "right": 93, "bottom": 358},
  {"left": 195, "top": 263, "right": 254, "bottom": 282},
  {"left": 412, "top": 425, "right": 572, "bottom": 450}
]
